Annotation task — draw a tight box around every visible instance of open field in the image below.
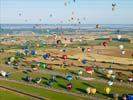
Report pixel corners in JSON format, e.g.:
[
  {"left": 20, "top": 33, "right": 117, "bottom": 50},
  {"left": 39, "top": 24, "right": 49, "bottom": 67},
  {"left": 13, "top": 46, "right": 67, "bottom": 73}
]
[{"left": 0, "top": 33, "right": 133, "bottom": 100}]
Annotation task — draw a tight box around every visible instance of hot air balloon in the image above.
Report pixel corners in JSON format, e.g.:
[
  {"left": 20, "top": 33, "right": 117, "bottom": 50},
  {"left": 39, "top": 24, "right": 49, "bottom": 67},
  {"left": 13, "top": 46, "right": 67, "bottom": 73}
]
[
  {"left": 86, "top": 87, "right": 91, "bottom": 94},
  {"left": 108, "top": 69, "right": 113, "bottom": 75},
  {"left": 64, "top": 2, "right": 67, "bottom": 6},
  {"left": 119, "top": 45, "right": 124, "bottom": 50},
  {"left": 0, "top": 70, "right": 7, "bottom": 77},
  {"left": 10, "top": 57, "right": 15, "bottom": 62},
  {"left": 112, "top": 3, "right": 116, "bottom": 11},
  {"left": 122, "top": 94, "right": 128, "bottom": 100},
  {"left": 70, "top": 38, "right": 73, "bottom": 42},
  {"left": 25, "top": 76, "right": 32, "bottom": 82},
  {"left": 117, "top": 35, "right": 121, "bottom": 40},
  {"left": 18, "top": 13, "right": 22, "bottom": 16},
  {"left": 43, "top": 53, "right": 50, "bottom": 60},
  {"left": 85, "top": 67, "right": 93, "bottom": 74},
  {"left": 102, "top": 42, "right": 108, "bottom": 47},
  {"left": 66, "top": 75, "right": 73, "bottom": 81},
  {"left": 57, "top": 40, "right": 62, "bottom": 45},
  {"left": 106, "top": 74, "right": 111, "bottom": 78},
  {"left": 49, "top": 14, "right": 53, "bottom": 17},
  {"left": 35, "top": 77, "right": 42, "bottom": 84},
  {"left": 82, "top": 47, "right": 85, "bottom": 52},
  {"left": 24, "top": 49, "right": 29, "bottom": 56},
  {"left": 48, "top": 80, "right": 54, "bottom": 86},
  {"left": 128, "top": 77, "right": 133, "bottom": 82},
  {"left": 67, "top": 83, "right": 73, "bottom": 90},
  {"left": 128, "top": 95, "right": 133, "bottom": 100},
  {"left": 96, "top": 24, "right": 100, "bottom": 29},
  {"left": 71, "top": 17, "right": 74, "bottom": 20},
  {"left": 62, "top": 55, "right": 67, "bottom": 61},
  {"left": 51, "top": 75, "right": 56, "bottom": 82},
  {"left": 105, "top": 87, "right": 111, "bottom": 94},
  {"left": 121, "top": 50, "right": 126, "bottom": 55},
  {"left": 82, "top": 59, "right": 87, "bottom": 64},
  {"left": 87, "top": 48, "right": 91, "bottom": 52},
  {"left": 31, "top": 50, "right": 37, "bottom": 55},
  {"left": 108, "top": 37, "right": 112, "bottom": 42},
  {"left": 39, "top": 63, "right": 47, "bottom": 69},
  {"left": 77, "top": 69, "right": 83, "bottom": 75},
  {"left": 111, "top": 74, "right": 116, "bottom": 79},
  {"left": 108, "top": 80, "right": 113, "bottom": 86},
  {"left": 77, "top": 58, "right": 81, "bottom": 62},
  {"left": 90, "top": 88, "right": 96, "bottom": 94}
]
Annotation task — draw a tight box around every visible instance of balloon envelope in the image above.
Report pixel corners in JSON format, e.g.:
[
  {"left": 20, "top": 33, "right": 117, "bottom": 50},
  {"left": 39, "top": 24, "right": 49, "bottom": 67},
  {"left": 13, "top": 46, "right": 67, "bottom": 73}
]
[
  {"left": 108, "top": 80, "right": 113, "bottom": 86},
  {"left": 67, "top": 83, "right": 72, "bottom": 90},
  {"left": 119, "top": 45, "right": 124, "bottom": 50},
  {"left": 86, "top": 87, "right": 91, "bottom": 94},
  {"left": 105, "top": 87, "right": 111, "bottom": 94},
  {"left": 117, "top": 35, "right": 121, "bottom": 40},
  {"left": 85, "top": 67, "right": 93, "bottom": 74},
  {"left": 90, "top": 88, "right": 96, "bottom": 94},
  {"left": 66, "top": 75, "right": 73, "bottom": 81}
]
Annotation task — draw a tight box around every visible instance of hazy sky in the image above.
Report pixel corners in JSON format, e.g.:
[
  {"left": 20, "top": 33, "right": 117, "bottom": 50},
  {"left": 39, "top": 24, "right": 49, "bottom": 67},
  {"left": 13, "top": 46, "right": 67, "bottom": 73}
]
[{"left": 0, "top": 0, "right": 133, "bottom": 24}]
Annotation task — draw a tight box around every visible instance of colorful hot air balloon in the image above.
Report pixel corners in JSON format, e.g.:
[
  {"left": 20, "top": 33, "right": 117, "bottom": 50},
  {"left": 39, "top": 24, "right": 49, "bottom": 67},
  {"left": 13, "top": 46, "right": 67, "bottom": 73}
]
[
  {"left": 85, "top": 67, "right": 93, "bottom": 74},
  {"left": 108, "top": 80, "right": 113, "bottom": 86},
  {"left": 121, "top": 50, "right": 126, "bottom": 55},
  {"left": 128, "top": 77, "right": 133, "bottom": 82},
  {"left": 82, "top": 59, "right": 87, "bottom": 64},
  {"left": 82, "top": 48, "right": 85, "bottom": 52},
  {"left": 102, "top": 42, "right": 108, "bottom": 47},
  {"left": 43, "top": 53, "right": 50, "bottom": 60},
  {"left": 117, "top": 35, "right": 121, "bottom": 40},
  {"left": 31, "top": 50, "right": 37, "bottom": 55},
  {"left": 119, "top": 45, "right": 124, "bottom": 50},
  {"left": 77, "top": 69, "right": 83, "bottom": 75},
  {"left": 66, "top": 75, "right": 73, "bottom": 81},
  {"left": 111, "top": 74, "right": 116, "bottom": 79},
  {"left": 87, "top": 48, "right": 91, "bottom": 52},
  {"left": 64, "top": 2, "right": 67, "bottom": 6},
  {"left": 62, "top": 55, "right": 67, "bottom": 60},
  {"left": 39, "top": 63, "right": 47, "bottom": 69},
  {"left": 105, "top": 87, "right": 111, "bottom": 94},
  {"left": 57, "top": 40, "right": 62, "bottom": 45},
  {"left": 108, "top": 37, "right": 112, "bottom": 42},
  {"left": 90, "top": 88, "right": 96, "bottom": 94},
  {"left": 48, "top": 80, "right": 54, "bottom": 86},
  {"left": 24, "top": 49, "right": 29, "bottom": 56},
  {"left": 112, "top": 3, "right": 116, "bottom": 11},
  {"left": 96, "top": 24, "right": 99, "bottom": 29},
  {"left": 67, "top": 83, "right": 73, "bottom": 90},
  {"left": 108, "top": 69, "right": 113, "bottom": 75},
  {"left": 10, "top": 57, "right": 15, "bottom": 62},
  {"left": 86, "top": 87, "right": 91, "bottom": 94},
  {"left": 106, "top": 74, "right": 111, "bottom": 78}
]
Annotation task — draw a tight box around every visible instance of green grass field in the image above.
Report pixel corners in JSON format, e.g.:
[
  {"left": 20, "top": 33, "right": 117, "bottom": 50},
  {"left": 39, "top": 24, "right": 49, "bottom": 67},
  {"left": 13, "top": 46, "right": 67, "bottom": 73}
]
[{"left": 0, "top": 89, "right": 31, "bottom": 100}]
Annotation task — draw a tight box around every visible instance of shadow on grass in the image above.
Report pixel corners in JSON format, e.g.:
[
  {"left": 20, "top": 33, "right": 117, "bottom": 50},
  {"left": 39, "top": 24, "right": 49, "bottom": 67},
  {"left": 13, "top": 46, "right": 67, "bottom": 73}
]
[
  {"left": 42, "top": 77, "right": 48, "bottom": 81},
  {"left": 76, "top": 88, "right": 86, "bottom": 93},
  {"left": 56, "top": 75, "right": 65, "bottom": 80},
  {"left": 58, "top": 84, "right": 66, "bottom": 89},
  {"left": 82, "top": 82, "right": 95, "bottom": 88},
  {"left": 69, "top": 70, "right": 77, "bottom": 75},
  {"left": 22, "top": 71, "right": 28, "bottom": 74},
  {"left": 43, "top": 81, "right": 49, "bottom": 86}
]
